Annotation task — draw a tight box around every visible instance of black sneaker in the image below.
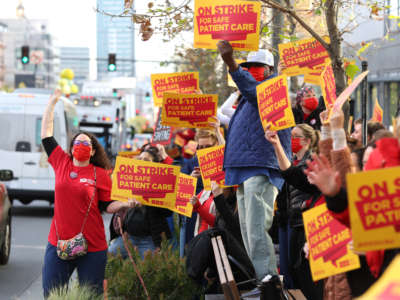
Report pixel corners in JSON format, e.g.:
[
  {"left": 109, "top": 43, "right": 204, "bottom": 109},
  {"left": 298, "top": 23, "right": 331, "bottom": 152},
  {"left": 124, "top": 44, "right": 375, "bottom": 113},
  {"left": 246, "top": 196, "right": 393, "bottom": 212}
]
[{"left": 259, "top": 275, "right": 289, "bottom": 300}]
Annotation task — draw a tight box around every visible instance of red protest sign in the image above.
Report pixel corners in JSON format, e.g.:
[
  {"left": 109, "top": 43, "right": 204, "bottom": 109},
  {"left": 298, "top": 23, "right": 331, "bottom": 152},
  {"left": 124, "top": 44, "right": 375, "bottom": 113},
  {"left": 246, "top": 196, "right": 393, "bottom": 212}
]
[
  {"left": 303, "top": 204, "right": 360, "bottom": 281},
  {"left": 256, "top": 75, "right": 296, "bottom": 131},
  {"left": 172, "top": 173, "right": 197, "bottom": 217},
  {"left": 151, "top": 72, "right": 200, "bottom": 107},
  {"left": 161, "top": 93, "right": 218, "bottom": 128},
  {"left": 111, "top": 156, "right": 180, "bottom": 210},
  {"left": 197, "top": 145, "right": 225, "bottom": 190},
  {"left": 320, "top": 63, "right": 337, "bottom": 109},
  {"left": 151, "top": 108, "right": 173, "bottom": 146}
]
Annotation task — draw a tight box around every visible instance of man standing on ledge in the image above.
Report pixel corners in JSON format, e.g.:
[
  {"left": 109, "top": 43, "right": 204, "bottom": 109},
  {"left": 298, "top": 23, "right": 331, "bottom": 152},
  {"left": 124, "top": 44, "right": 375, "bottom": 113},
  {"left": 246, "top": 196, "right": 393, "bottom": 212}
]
[{"left": 217, "top": 40, "right": 292, "bottom": 282}]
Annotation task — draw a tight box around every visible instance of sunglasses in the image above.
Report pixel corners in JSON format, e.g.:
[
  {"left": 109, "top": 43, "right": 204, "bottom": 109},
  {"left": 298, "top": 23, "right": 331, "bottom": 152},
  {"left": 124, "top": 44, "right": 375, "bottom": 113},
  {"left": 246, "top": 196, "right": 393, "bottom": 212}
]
[
  {"left": 73, "top": 140, "right": 91, "bottom": 146},
  {"left": 197, "top": 144, "right": 214, "bottom": 150}
]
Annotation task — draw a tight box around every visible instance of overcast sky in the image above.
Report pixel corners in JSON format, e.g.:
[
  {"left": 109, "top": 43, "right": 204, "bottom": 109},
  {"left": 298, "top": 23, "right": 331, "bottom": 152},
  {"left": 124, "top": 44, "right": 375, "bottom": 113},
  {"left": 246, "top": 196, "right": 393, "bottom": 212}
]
[{"left": 0, "top": 0, "right": 178, "bottom": 80}]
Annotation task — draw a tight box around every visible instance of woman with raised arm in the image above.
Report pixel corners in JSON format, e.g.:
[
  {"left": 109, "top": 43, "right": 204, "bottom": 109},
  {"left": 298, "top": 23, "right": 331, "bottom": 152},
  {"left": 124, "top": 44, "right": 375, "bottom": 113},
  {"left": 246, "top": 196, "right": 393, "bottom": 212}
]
[
  {"left": 41, "top": 90, "right": 133, "bottom": 298},
  {"left": 265, "top": 123, "right": 323, "bottom": 300}
]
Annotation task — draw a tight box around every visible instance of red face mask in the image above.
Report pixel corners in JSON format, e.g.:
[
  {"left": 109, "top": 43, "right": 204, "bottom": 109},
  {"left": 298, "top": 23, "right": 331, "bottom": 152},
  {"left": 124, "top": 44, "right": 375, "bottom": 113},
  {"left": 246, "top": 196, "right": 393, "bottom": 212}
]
[
  {"left": 291, "top": 137, "right": 303, "bottom": 154},
  {"left": 303, "top": 97, "right": 319, "bottom": 111},
  {"left": 72, "top": 144, "right": 92, "bottom": 162},
  {"left": 248, "top": 66, "right": 266, "bottom": 82}
]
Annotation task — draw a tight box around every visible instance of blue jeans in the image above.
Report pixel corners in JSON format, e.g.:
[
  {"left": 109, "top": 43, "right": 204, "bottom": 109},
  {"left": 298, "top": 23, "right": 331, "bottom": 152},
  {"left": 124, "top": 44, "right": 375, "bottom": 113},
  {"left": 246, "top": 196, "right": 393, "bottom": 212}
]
[
  {"left": 108, "top": 235, "right": 155, "bottom": 259},
  {"left": 42, "top": 243, "right": 107, "bottom": 298},
  {"left": 236, "top": 175, "right": 278, "bottom": 279}
]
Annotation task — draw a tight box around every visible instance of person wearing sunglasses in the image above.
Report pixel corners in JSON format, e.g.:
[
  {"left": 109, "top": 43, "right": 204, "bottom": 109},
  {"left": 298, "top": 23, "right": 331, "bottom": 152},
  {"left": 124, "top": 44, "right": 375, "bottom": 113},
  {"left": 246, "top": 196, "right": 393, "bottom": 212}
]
[{"left": 40, "top": 90, "right": 134, "bottom": 298}]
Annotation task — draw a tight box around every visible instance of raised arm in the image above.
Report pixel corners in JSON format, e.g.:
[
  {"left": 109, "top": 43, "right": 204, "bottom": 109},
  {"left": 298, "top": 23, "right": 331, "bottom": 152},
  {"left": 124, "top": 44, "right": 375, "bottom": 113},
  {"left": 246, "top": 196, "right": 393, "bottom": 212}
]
[
  {"left": 41, "top": 90, "right": 62, "bottom": 139},
  {"left": 264, "top": 125, "right": 291, "bottom": 171}
]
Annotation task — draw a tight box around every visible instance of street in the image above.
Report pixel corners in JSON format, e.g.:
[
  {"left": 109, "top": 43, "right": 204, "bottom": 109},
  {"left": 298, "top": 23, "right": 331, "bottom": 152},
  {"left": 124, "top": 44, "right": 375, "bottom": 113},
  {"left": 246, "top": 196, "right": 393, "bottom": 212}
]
[{"left": 0, "top": 200, "right": 112, "bottom": 300}]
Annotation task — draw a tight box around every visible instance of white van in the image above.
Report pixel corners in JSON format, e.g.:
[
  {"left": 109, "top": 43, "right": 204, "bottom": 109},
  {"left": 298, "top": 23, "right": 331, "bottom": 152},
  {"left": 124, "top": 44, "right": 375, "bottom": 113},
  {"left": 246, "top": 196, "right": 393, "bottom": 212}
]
[{"left": 0, "top": 93, "right": 79, "bottom": 204}]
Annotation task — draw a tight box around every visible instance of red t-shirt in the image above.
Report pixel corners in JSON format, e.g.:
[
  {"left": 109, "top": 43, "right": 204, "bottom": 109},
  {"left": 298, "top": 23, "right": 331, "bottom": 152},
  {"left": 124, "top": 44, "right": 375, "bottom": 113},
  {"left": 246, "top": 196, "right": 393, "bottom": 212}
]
[{"left": 48, "top": 146, "right": 112, "bottom": 252}]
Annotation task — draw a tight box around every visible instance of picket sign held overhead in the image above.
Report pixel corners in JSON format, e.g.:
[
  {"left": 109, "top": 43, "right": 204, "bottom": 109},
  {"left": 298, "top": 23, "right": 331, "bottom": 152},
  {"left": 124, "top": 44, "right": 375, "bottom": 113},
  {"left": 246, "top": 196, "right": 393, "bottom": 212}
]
[
  {"left": 320, "top": 63, "right": 337, "bottom": 109},
  {"left": 151, "top": 72, "right": 200, "bottom": 107},
  {"left": 278, "top": 37, "right": 330, "bottom": 77},
  {"left": 346, "top": 166, "right": 400, "bottom": 252},
  {"left": 194, "top": 0, "right": 261, "bottom": 51},
  {"left": 161, "top": 93, "right": 218, "bottom": 129},
  {"left": 256, "top": 75, "right": 296, "bottom": 131},
  {"left": 303, "top": 204, "right": 360, "bottom": 281},
  {"left": 111, "top": 156, "right": 180, "bottom": 210},
  {"left": 151, "top": 108, "right": 173, "bottom": 146}
]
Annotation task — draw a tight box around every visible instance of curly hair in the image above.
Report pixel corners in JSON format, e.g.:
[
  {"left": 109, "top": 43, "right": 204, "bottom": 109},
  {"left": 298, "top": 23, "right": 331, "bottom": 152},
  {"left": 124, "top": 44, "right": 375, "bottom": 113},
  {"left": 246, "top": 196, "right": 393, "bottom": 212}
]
[{"left": 69, "top": 132, "right": 112, "bottom": 170}]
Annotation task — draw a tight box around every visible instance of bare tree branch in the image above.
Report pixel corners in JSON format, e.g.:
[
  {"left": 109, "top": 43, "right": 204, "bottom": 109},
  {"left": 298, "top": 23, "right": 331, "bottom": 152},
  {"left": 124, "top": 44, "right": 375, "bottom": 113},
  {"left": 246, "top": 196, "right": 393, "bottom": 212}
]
[{"left": 260, "top": 0, "right": 330, "bottom": 51}]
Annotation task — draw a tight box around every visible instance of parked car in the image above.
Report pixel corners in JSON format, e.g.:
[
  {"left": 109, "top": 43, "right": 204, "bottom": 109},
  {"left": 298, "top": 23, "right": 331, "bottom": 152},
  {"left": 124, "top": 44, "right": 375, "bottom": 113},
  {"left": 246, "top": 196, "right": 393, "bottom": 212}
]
[{"left": 0, "top": 169, "right": 14, "bottom": 264}]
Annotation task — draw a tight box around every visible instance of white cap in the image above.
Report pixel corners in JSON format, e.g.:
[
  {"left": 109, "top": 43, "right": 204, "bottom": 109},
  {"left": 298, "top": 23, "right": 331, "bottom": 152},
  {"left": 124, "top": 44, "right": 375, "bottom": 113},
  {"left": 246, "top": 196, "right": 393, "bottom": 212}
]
[{"left": 240, "top": 49, "right": 274, "bottom": 67}]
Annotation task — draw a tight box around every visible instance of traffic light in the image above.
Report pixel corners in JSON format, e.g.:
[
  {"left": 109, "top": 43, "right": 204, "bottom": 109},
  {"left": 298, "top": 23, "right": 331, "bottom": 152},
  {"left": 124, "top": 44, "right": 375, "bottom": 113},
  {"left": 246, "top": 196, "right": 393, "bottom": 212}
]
[
  {"left": 107, "top": 53, "right": 116, "bottom": 72},
  {"left": 145, "top": 92, "right": 151, "bottom": 102},
  {"left": 21, "top": 46, "right": 29, "bottom": 64}
]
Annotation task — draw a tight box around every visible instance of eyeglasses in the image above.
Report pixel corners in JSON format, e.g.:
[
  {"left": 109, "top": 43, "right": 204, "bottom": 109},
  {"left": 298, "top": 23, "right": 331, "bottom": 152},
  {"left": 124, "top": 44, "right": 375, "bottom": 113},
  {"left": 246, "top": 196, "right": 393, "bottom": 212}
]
[
  {"left": 292, "top": 135, "right": 305, "bottom": 139},
  {"left": 73, "top": 140, "right": 92, "bottom": 146}
]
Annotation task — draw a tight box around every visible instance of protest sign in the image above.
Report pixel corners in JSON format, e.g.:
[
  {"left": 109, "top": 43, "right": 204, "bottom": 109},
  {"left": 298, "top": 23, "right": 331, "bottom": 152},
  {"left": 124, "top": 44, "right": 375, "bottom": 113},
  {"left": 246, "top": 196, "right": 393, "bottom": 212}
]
[
  {"left": 197, "top": 145, "right": 225, "bottom": 190},
  {"left": 320, "top": 63, "right": 337, "bottom": 109},
  {"left": 332, "top": 70, "right": 369, "bottom": 114},
  {"left": 184, "top": 140, "right": 198, "bottom": 156},
  {"left": 371, "top": 98, "right": 383, "bottom": 123},
  {"left": 111, "top": 156, "right": 180, "bottom": 210},
  {"left": 151, "top": 108, "right": 173, "bottom": 145},
  {"left": 256, "top": 75, "right": 296, "bottom": 131},
  {"left": 161, "top": 93, "right": 218, "bottom": 128},
  {"left": 303, "top": 204, "right": 360, "bottom": 281},
  {"left": 151, "top": 72, "right": 200, "bottom": 107},
  {"left": 358, "top": 255, "right": 400, "bottom": 300},
  {"left": 347, "top": 166, "right": 400, "bottom": 252},
  {"left": 194, "top": 0, "right": 261, "bottom": 51},
  {"left": 171, "top": 173, "right": 197, "bottom": 217},
  {"left": 278, "top": 37, "right": 330, "bottom": 77}
]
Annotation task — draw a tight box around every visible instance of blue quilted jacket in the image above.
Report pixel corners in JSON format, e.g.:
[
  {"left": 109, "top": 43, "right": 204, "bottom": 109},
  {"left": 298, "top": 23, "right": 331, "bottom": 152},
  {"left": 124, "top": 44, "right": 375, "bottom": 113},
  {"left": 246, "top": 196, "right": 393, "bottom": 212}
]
[{"left": 223, "top": 67, "right": 292, "bottom": 169}]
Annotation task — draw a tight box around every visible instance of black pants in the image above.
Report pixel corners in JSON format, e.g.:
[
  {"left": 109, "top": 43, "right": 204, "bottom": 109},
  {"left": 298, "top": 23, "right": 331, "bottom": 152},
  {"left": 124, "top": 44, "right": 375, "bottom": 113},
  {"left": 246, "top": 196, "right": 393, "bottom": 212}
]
[{"left": 289, "top": 226, "right": 323, "bottom": 300}]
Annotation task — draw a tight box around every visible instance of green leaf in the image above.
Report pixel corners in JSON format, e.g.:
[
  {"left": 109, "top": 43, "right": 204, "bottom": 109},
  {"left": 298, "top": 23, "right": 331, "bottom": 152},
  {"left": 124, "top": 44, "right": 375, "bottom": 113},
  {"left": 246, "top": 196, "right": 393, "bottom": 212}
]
[
  {"left": 262, "top": 26, "right": 269, "bottom": 33},
  {"left": 314, "top": 8, "right": 322, "bottom": 16},
  {"left": 345, "top": 64, "right": 360, "bottom": 80}
]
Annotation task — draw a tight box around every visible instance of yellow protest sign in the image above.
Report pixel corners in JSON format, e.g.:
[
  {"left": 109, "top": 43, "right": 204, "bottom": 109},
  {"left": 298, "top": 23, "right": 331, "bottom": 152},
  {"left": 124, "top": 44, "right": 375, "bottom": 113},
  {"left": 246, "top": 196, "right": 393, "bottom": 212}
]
[
  {"left": 320, "top": 63, "right": 337, "bottom": 109},
  {"left": 194, "top": 0, "right": 261, "bottom": 51},
  {"left": 357, "top": 255, "right": 400, "bottom": 299},
  {"left": 161, "top": 93, "right": 218, "bottom": 128},
  {"left": 171, "top": 173, "right": 197, "bottom": 217},
  {"left": 151, "top": 72, "right": 200, "bottom": 107},
  {"left": 347, "top": 166, "right": 400, "bottom": 252},
  {"left": 111, "top": 156, "right": 180, "bottom": 210},
  {"left": 371, "top": 98, "right": 383, "bottom": 123},
  {"left": 256, "top": 75, "right": 296, "bottom": 131},
  {"left": 197, "top": 145, "right": 225, "bottom": 190},
  {"left": 278, "top": 37, "right": 330, "bottom": 77},
  {"left": 303, "top": 204, "right": 360, "bottom": 281}
]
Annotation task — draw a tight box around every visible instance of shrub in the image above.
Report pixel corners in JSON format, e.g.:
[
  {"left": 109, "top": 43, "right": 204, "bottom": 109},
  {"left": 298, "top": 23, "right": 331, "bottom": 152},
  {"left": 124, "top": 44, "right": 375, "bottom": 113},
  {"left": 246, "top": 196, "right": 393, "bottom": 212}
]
[
  {"left": 105, "top": 240, "right": 201, "bottom": 300},
  {"left": 47, "top": 282, "right": 102, "bottom": 300}
]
